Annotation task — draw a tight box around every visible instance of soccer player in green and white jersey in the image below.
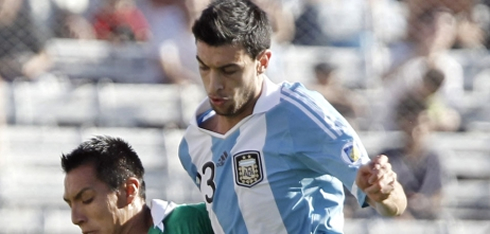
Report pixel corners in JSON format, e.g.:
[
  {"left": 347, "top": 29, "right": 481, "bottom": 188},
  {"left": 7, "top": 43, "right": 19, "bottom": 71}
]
[{"left": 62, "top": 136, "right": 213, "bottom": 234}]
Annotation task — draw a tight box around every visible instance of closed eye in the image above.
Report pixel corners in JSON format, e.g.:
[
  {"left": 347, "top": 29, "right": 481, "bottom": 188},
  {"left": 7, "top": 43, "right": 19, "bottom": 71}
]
[
  {"left": 82, "top": 198, "right": 94, "bottom": 205},
  {"left": 221, "top": 65, "right": 240, "bottom": 75},
  {"left": 222, "top": 69, "right": 237, "bottom": 75}
]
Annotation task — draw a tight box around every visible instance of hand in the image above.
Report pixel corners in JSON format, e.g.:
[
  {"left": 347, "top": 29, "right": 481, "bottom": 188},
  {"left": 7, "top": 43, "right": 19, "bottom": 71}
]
[{"left": 356, "top": 155, "right": 397, "bottom": 203}]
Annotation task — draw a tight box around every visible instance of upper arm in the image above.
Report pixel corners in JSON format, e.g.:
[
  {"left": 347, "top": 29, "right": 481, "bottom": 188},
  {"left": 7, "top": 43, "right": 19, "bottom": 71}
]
[{"left": 283, "top": 85, "right": 370, "bottom": 201}]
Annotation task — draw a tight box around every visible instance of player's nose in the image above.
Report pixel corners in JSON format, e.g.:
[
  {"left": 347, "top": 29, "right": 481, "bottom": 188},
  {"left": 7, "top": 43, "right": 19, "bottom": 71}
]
[{"left": 71, "top": 205, "right": 87, "bottom": 226}]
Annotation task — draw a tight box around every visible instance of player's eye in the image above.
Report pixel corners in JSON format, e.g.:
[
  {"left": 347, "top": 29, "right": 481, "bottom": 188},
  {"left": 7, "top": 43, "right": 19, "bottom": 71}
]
[
  {"left": 199, "top": 66, "right": 210, "bottom": 71},
  {"left": 222, "top": 68, "right": 238, "bottom": 75},
  {"left": 82, "top": 198, "right": 94, "bottom": 205}
]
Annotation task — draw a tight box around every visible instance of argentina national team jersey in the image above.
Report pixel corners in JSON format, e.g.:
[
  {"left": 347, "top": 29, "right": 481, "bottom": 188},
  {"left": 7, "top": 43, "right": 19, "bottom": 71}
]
[{"left": 179, "top": 77, "right": 371, "bottom": 234}]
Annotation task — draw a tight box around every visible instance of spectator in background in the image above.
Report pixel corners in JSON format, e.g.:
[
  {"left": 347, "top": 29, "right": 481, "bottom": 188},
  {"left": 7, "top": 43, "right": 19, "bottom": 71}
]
[
  {"left": 292, "top": 0, "right": 368, "bottom": 47},
  {"left": 92, "top": 0, "right": 150, "bottom": 42},
  {"left": 381, "top": 68, "right": 461, "bottom": 132},
  {"left": 369, "top": 0, "right": 408, "bottom": 46},
  {"left": 53, "top": 7, "right": 96, "bottom": 40},
  {"left": 0, "top": 0, "right": 52, "bottom": 81},
  {"left": 291, "top": 0, "right": 329, "bottom": 46},
  {"left": 136, "top": 0, "right": 207, "bottom": 84},
  {"left": 379, "top": 94, "right": 445, "bottom": 220},
  {"left": 417, "top": 68, "right": 461, "bottom": 132},
  {"left": 405, "top": 0, "right": 486, "bottom": 49},
  {"left": 344, "top": 92, "right": 446, "bottom": 220},
  {"left": 309, "top": 62, "right": 366, "bottom": 130},
  {"left": 252, "top": 0, "right": 295, "bottom": 45},
  {"left": 380, "top": 7, "right": 464, "bottom": 131}
]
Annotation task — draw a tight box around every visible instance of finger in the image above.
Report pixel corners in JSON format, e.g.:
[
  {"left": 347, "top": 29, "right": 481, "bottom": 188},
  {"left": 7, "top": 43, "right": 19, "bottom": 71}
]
[
  {"left": 369, "top": 159, "right": 394, "bottom": 184},
  {"left": 371, "top": 155, "right": 389, "bottom": 165},
  {"left": 388, "top": 172, "right": 397, "bottom": 186},
  {"left": 365, "top": 185, "right": 391, "bottom": 202},
  {"left": 356, "top": 164, "right": 375, "bottom": 189},
  {"left": 372, "top": 163, "right": 392, "bottom": 178},
  {"left": 368, "top": 171, "right": 397, "bottom": 190},
  {"left": 368, "top": 164, "right": 386, "bottom": 184},
  {"left": 358, "top": 163, "right": 373, "bottom": 176},
  {"left": 365, "top": 179, "right": 395, "bottom": 196},
  {"left": 365, "top": 183, "right": 381, "bottom": 195},
  {"left": 369, "top": 156, "right": 388, "bottom": 173}
]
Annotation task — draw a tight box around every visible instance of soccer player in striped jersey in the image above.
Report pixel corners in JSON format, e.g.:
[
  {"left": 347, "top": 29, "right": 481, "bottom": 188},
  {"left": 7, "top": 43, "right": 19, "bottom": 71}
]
[
  {"left": 62, "top": 136, "right": 214, "bottom": 234},
  {"left": 178, "top": 0, "right": 407, "bottom": 233}
]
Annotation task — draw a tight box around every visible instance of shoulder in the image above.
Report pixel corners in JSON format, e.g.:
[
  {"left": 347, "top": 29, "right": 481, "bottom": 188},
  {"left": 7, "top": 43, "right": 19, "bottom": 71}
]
[
  {"left": 424, "top": 149, "right": 443, "bottom": 164},
  {"left": 273, "top": 82, "right": 360, "bottom": 145},
  {"left": 277, "top": 81, "right": 332, "bottom": 115},
  {"left": 163, "top": 203, "right": 213, "bottom": 234},
  {"left": 171, "top": 203, "right": 208, "bottom": 216}
]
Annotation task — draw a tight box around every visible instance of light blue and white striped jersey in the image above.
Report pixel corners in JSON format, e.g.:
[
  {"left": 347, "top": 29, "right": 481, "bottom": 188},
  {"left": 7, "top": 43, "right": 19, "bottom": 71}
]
[{"left": 179, "top": 77, "right": 371, "bottom": 234}]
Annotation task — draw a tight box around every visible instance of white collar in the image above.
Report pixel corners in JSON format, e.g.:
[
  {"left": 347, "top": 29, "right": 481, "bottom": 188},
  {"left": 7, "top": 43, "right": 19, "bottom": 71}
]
[
  {"left": 150, "top": 199, "right": 178, "bottom": 232},
  {"left": 252, "top": 76, "right": 281, "bottom": 114}
]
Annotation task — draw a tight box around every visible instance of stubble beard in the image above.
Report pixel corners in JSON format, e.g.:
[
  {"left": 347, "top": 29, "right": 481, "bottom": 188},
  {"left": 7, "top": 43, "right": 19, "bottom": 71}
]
[{"left": 212, "top": 89, "right": 254, "bottom": 118}]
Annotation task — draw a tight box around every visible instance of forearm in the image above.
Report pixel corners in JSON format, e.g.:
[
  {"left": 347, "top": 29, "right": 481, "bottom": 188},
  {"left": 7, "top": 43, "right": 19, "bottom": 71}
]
[{"left": 369, "top": 181, "right": 407, "bottom": 216}]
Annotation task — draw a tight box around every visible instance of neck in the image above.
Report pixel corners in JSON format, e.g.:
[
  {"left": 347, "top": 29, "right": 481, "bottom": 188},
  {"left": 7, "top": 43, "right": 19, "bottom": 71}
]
[
  {"left": 214, "top": 106, "right": 254, "bottom": 134},
  {"left": 121, "top": 204, "right": 152, "bottom": 234}
]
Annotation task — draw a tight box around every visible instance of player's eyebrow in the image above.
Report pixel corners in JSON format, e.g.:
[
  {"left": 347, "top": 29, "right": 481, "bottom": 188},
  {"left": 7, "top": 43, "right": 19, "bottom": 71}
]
[
  {"left": 196, "top": 56, "right": 207, "bottom": 67},
  {"left": 63, "top": 187, "right": 92, "bottom": 205},
  {"left": 196, "top": 56, "right": 240, "bottom": 70}
]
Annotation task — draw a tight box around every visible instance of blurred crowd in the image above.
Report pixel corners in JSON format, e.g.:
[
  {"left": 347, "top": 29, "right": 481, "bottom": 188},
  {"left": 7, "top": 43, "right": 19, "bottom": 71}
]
[
  {"left": 1, "top": 0, "right": 489, "bottom": 83},
  {"left": 0, "top": 0, "right": 487, "bottom": 79},
  {"left": 0, "top": 0, "right": 490, "bottom": 222}
]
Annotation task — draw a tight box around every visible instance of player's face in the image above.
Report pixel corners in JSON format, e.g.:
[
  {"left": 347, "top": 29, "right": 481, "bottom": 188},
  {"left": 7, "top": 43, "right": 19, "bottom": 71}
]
[
  {"left": 63, "top": 164, "right": 123, "bottom": 234},
  {"left": 196, "top": 41, "right": 265, "bottom": 118}
]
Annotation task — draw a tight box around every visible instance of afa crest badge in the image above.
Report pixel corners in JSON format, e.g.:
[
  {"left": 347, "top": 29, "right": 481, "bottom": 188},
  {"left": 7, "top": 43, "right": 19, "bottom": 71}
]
[
  {"left": 341, "top": 141, "right": 361, "bottom": 164},
  {"left": 233, "top": 151, "right": 263, "bottom": 188}
]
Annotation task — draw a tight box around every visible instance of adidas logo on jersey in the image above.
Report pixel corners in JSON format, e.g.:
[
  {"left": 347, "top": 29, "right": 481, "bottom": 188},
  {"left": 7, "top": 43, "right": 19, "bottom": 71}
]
[{"left": 217, "top": 151, "right": 229, "bottom": 167}]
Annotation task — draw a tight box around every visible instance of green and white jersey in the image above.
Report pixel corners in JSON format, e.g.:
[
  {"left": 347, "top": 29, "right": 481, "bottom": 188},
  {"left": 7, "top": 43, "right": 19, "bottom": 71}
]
[{"left": 148, "top": 199, "right": 213, "bottom": 234}]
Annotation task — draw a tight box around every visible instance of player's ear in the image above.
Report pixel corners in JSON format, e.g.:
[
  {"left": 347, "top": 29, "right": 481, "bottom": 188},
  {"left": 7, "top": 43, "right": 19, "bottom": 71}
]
[
  {"left": 117, "top": 177, "right": 141, "bottom": 207},
  {"left": 256, "top": 49, "right": 272, "bottom": 74}
]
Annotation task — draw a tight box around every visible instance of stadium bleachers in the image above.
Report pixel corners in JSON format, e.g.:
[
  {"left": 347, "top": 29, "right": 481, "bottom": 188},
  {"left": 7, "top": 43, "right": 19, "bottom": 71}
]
[
  {"left": 6, "top": 79, "right": 206, "bottom": 128},
  {"left": 0, "top": 29, "right": 488, "bottom": 234},
  {"left": 45, "top": 39, "right": 157, "bottom": 84},
  {"left": 279, "top": 45, "right": 368, "bottom": 89},
  {"left": 1, "top": 124, "right": 489, "bottom": 232}
]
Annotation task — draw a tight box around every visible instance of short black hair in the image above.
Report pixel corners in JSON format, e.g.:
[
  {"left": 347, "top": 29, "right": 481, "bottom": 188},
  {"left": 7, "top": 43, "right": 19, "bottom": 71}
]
[
  {"left": 192, "top": 0, "right": 272, "bottom": 59},
  {"left": 395, "top": 93, "right": 427, "bottom": 125},
  {"left": 423, "top": 68, "right": 445, "bottom": 91},
  {"left": 314, "top": 62, "right": 336, "bottom": 76},
  {"left": 61, "top": 135, "right": 146, "bottom": 199}
]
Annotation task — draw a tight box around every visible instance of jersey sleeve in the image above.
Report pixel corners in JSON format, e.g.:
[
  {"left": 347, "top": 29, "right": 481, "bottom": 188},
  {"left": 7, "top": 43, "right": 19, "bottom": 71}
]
[
  {"left": 163, "top": 203, "right": 214, "bottom": 234},
  {"left": 284, "top": 83, "right": 370, "bottom": 206}
]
